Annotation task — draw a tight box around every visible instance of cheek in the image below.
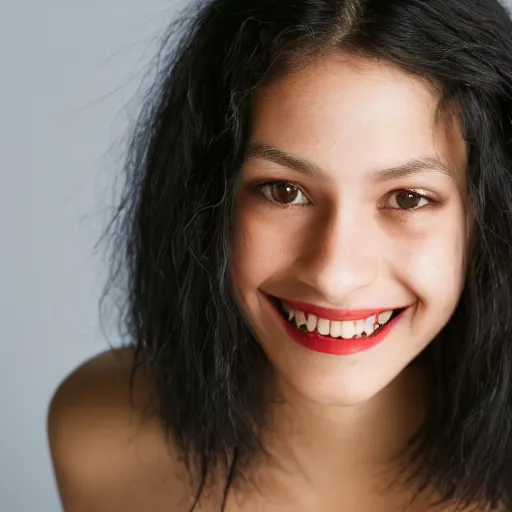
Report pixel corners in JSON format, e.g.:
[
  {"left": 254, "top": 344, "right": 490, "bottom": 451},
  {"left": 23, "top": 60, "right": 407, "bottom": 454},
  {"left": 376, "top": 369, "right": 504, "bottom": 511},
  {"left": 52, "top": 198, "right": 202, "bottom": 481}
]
[
  {"left": 232, "top": 199, "right": 468, "bottom": 312},
  {"left": 396, "top": 216, "right": 467, "bottom": 306},
  {"left": 232, "top": 208, "right": 294, "bottom": 288}
]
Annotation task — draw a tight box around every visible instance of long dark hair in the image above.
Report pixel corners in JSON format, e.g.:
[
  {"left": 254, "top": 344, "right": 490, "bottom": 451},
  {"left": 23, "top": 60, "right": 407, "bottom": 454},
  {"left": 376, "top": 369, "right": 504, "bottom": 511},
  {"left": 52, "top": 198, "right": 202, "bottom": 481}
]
[{"left": 102, "top": 0, "right": 512, "bottom": 510}]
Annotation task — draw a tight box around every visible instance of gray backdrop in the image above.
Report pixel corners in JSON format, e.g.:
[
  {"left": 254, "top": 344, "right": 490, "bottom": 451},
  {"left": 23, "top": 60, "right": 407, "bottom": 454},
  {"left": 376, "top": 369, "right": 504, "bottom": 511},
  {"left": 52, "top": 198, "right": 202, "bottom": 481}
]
[
  {"left": 1, "top": 1, "right": 511, "bottom": 511},
  {"left": 0, "top": 2, "right": 186, "bottom": 511}
]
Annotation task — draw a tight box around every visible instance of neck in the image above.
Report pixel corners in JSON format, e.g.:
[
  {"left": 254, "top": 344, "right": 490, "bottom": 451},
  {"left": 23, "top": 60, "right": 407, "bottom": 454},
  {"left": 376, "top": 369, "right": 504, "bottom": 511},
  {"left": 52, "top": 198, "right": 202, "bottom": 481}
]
[{"left": 255, "top": 361, "right": 432, "bottom": 503}]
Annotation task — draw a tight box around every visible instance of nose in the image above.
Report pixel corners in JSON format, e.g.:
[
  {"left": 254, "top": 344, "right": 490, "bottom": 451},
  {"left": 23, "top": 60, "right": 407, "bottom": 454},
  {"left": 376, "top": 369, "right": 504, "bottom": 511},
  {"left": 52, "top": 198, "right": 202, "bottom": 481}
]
[{"left": 294, "top": 209, "right": 380, "bottom": 302}]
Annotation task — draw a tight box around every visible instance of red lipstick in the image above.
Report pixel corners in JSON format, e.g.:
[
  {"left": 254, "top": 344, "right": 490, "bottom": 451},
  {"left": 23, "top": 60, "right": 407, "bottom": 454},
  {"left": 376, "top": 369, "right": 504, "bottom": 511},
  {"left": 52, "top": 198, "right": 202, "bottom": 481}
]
[
  {"left": 266, "top": 295, "right": 408, "bottom": 356},
  {"left": 279, "top": 298, "right": 391, "bottom": 322}
]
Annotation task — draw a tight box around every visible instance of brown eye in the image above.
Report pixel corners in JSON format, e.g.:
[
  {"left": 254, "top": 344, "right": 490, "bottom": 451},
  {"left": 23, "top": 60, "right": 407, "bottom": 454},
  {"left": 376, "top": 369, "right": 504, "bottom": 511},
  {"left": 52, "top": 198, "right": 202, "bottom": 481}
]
[
  {"left": 259, "top": 182, "right": 310, "bottom": 205},
  {"left": 388, "top": 190, "right": 430, "bottom": 210}
]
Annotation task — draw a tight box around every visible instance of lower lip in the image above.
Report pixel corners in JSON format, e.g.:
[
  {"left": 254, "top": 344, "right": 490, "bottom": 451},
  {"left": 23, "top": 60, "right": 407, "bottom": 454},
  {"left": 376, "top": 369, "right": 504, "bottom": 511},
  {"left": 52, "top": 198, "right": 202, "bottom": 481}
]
[{"left": 267, "top": 297, "right": 407, "bottom": 356}]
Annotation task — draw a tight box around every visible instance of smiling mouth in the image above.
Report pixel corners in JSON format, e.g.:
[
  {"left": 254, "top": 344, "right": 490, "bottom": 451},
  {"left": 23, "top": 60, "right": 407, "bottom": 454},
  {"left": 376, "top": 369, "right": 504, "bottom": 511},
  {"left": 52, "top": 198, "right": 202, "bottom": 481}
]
[{"left": 269, "top": 296, "right": 405, "bottom": 340}]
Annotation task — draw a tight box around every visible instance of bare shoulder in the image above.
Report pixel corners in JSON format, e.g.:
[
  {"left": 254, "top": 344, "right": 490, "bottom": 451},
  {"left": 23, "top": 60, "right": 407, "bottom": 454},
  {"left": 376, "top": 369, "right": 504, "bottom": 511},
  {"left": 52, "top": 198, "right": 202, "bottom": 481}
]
[{"left": 47, "top": 347, "right": 196, "bottom": 512}]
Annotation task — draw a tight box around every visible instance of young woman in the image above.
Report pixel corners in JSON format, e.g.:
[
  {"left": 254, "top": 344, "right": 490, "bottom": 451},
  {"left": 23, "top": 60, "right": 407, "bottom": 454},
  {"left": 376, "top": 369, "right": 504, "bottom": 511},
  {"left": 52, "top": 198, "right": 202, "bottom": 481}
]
[{"left": 48, "top": 0, "right": 512, "bottom": 510}]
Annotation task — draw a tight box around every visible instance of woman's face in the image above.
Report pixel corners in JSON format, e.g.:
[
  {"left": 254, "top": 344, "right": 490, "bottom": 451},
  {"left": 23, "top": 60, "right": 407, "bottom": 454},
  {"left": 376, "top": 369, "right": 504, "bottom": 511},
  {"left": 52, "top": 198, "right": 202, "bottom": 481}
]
[{"left": 232, "top": 53, "right": 468, "bottom": 406}]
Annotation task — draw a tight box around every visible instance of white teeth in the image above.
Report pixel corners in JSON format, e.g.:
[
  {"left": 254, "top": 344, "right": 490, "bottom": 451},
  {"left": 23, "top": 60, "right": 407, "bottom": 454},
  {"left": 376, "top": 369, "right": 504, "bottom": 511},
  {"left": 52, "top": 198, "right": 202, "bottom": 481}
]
[
  {"left": 354, "top": 319, "right": 365, "bottom": 336},
  {"left": 296, "top": 310, "right": 307, "bottom": 328},
  {"left": 364, "top": 315, "right": 376, "bottom": 334},
  {"left": 307, "top": 314, "right": 318, "bottom": 332},
  {"left": 330, "top": 320, "right": 341, "bottom": 338},
  {"left": 279, "top": 300, "right": 396, "bottom": 340},
  {"left": 341, "top": 321, "right": 356, "bottom": 339},
  {"left": 378, "top": 310, "right": 393, "bottom": 325},
  {"left": 317, "top": 318, "right": 330, "bottom": 336}
]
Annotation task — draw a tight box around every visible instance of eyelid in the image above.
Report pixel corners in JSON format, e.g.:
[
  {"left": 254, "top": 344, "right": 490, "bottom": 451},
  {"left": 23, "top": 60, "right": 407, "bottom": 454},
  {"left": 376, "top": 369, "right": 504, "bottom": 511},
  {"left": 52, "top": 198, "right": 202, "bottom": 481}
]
[
  {"left": 253, "top": 180, "right": 312, "bottom": 206},
  {"left": 382, "top": 189, "right": 438, "bottom": 211},
  {"left": 248, "top": 180, "right": 439, "bottom": 211}
]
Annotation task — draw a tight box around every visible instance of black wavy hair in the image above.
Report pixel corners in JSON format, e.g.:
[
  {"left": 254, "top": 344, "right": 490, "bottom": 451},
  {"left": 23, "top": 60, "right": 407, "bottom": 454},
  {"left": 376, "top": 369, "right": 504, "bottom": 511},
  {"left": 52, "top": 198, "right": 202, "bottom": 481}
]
[{"left": 102, "top": 0, "right": 512, "bottom": 510}]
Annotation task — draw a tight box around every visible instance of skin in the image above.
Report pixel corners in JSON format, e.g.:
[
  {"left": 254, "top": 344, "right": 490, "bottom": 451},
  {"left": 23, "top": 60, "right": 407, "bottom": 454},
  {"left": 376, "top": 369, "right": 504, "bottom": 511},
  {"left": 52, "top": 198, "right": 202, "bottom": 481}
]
[
  {"left": 230, "top": 52, "right": 469, "bottom": 509},
  {"left": 47, "top": 52, "right": 478, "bottom": 512}
]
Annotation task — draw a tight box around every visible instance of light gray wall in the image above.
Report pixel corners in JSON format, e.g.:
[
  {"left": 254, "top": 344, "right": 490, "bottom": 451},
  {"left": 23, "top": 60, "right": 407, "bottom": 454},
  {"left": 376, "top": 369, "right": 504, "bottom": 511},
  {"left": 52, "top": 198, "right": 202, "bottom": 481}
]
[
  {"left": 0, "top": 2, "right": 186, "bottom": 511},
  {"left": 2, "top": 1, "right": 512, "bottom": 512}
]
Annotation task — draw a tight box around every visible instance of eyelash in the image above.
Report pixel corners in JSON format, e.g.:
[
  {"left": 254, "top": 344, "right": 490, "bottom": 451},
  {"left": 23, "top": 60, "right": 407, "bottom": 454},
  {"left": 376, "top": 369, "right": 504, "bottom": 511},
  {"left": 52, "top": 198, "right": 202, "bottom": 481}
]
[{"left": 251, "top": 180, "right": 438, "bottom": 211}]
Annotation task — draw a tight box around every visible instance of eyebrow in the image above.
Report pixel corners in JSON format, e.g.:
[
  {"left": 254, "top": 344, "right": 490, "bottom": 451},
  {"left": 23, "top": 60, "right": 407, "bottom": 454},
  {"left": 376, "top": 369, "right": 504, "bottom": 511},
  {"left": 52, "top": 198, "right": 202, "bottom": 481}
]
[{"left": 245, "top": 142, "right": 456, "bottom": 183}]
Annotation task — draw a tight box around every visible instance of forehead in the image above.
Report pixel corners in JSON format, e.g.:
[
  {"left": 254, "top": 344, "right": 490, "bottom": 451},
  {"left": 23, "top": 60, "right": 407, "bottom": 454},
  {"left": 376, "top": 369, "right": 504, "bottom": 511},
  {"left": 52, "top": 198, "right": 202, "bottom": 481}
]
[{"left": 248, "top": 53, "right": 466, "bottom": 182}]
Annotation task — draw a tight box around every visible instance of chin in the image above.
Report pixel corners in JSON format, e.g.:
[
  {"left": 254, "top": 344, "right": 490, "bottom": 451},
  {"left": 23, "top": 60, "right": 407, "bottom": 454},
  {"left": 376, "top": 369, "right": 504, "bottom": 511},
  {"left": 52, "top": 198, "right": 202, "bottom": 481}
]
[{"left": 271, "top": 354, "right": 410, "bottom": 408}]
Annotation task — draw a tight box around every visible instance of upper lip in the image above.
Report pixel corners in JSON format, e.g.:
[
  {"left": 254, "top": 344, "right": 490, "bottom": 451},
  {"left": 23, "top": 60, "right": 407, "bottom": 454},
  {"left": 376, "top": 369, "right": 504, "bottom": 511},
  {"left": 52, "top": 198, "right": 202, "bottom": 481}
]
[{"left": 272, "top": 296, "right": 404, "bottom": 321}]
